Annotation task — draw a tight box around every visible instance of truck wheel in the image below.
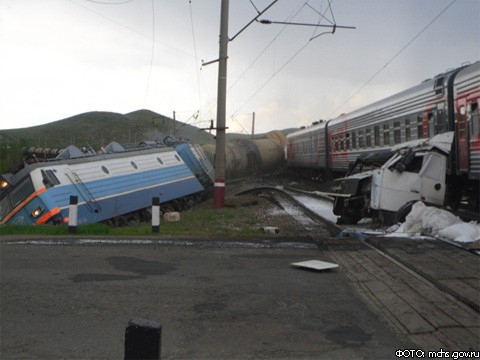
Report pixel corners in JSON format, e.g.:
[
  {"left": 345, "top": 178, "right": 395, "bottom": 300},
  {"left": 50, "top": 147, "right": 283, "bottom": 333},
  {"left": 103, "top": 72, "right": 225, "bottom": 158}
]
[{"left": 394, "top": 201, "right": 416, "bottom": 224}]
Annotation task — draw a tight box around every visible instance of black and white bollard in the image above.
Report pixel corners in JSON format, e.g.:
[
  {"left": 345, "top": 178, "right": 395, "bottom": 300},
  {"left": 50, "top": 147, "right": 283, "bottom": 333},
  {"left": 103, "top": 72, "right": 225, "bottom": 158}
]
[
  {"left": 68, "top": 195, "right": 78, "bottom": 234},
  {"left": 151, "top": 197, "right": 160, "bottom": 233},
  {"left": 124, "top": 318, "right": 161, "bottom": 360}
]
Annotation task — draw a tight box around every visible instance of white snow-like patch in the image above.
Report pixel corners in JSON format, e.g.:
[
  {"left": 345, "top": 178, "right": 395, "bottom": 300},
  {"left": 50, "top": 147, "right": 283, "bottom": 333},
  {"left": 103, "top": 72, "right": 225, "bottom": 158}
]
[
  {"left": 392, "top": 202, "right": 480, "bottom": 244},
  {"left": 294, "top": 195, "right": 338, "bottom": 223}
]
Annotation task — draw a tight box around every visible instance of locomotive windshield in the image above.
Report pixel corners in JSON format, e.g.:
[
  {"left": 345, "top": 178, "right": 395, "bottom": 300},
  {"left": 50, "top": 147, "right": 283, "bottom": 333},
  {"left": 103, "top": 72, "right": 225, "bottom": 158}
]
[{"left": 0, "top": 177, "right": 35, "bottom": 222}]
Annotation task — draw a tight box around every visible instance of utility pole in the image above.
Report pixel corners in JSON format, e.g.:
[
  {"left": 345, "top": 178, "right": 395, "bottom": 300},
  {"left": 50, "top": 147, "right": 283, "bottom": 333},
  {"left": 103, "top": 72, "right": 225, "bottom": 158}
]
[
  {"left": 251, "top": 112, "right": 255, "bottom": 140},
  {"left": 173, "top": 111, "right": 176, "bottom": 137},
  {"left": 213, "top": 0, "right": 229, "bottom": 208}
]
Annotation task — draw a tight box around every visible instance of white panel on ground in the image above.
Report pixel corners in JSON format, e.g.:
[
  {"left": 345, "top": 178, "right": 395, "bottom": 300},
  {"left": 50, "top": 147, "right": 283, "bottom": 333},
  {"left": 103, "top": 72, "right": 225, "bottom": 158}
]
[{"left": 291, "top": 260, "right": 339, "bottom": 271}]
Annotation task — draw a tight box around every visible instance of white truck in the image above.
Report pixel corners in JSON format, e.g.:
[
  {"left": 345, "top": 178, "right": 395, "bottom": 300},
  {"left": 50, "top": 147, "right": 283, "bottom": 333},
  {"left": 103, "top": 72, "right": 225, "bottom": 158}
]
[{"left": 332, "top": 132, "right": 454, "bottom": 225}]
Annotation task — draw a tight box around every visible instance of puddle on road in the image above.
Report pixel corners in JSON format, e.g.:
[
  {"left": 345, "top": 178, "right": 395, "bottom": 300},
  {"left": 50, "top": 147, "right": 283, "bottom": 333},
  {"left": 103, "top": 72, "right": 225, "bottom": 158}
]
[
  {"left": 69, "top": 273, "right": 140, "bottom": 283},
  {"left": 325, "top": 325, "right": 372, "bottom": 346},
  {"left": 69, "top": 256, "right": 176, "bottom": 282},
  {"left": 106, "top": 256, "right": 177, "bottom": 276},
  {"left": 193, "top": 302, "right": 228, "bottom": 313}
]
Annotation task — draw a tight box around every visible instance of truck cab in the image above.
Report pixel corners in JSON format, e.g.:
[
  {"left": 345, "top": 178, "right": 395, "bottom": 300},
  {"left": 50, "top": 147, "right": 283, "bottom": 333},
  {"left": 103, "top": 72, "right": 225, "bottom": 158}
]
[{"left": 333, "top": 132, "right": 453, "bottom": 224}]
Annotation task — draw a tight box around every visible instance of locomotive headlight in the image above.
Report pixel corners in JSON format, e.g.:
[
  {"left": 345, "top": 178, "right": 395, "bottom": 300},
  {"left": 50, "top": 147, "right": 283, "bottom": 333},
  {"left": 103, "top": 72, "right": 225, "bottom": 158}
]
[
  {"left": 31, "top": 207, "right": 44, "bottom": 218},
  {"left": 0, "top": 179, "right": 8, "bottom": 190}
]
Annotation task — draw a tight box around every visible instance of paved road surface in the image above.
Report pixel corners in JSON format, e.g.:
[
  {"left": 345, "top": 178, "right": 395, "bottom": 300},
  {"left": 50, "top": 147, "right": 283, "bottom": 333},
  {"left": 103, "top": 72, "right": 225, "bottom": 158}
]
[{"left": 1, "top": 239, "right": 414, "bottom": 359}]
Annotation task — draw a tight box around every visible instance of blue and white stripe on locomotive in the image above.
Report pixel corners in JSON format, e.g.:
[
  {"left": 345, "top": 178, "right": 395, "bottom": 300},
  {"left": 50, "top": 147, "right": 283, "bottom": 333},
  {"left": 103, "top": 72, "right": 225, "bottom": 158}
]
[{"left": 3, "top": 146, "right": 204, "bottom": 225}]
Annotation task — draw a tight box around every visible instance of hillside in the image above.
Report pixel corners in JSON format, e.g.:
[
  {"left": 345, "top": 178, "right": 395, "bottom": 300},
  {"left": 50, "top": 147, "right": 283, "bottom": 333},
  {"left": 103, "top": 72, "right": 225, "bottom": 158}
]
[
  {"left": 0, "top": 110, "right": 215, "bottom": 172},
  {"left": 0, "top": 109, "right": 298, "bottom": 173}
]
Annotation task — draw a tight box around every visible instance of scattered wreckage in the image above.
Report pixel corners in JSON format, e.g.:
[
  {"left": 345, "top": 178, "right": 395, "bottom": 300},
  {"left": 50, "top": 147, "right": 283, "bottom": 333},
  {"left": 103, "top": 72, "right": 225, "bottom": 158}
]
[{"left": 332, "top": 132, "right": 459, "bottom": 225}]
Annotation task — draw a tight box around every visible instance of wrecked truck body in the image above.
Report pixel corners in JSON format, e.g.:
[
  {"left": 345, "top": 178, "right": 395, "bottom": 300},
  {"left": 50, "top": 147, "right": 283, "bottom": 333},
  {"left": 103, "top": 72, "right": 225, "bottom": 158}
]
[{"left": 332, "top": 132, "right": 454, "bottom": 225}]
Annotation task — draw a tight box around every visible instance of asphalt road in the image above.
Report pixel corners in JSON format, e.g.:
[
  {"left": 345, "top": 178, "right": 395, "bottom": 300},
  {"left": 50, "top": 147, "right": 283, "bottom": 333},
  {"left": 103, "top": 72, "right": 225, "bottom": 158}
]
[{"left": 1, "top": 239, "right": 415, "bottom": 359}]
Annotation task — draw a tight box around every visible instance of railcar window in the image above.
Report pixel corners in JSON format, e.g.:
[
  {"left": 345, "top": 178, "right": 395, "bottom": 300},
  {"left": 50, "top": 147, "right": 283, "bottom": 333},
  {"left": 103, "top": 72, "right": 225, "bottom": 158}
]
[
  {"left": 417, "top": 116, "right": 424, "bottom": 139},
  {"left": 358, "top": 130, "right": 365, "bottom": 148},
  {"left": 345, "top": 133, "right": 350, "bottom": 150},
  {"left": 470, "top": 103, "right": 479, "bottom": 137},
  {"left": 366, "top": 128, "right": 372, "bottom": 147},
  {"left": 383, "top": 124, "right": 390, "bottom": 145},
  {"left": 394, "top": 121, "right": 401, "bottom": 144},
  {"left": 434, "top": 76, "right": 445, "bottom": 95},
  {"left": 437, "top": 109, "right": 446, "bottom": 134},
  {"left": 340, "top": 135, "right": 345, "bottom": 151},
  {"left": 405, "top": 119, "right": 411, "bottom": 141},
  {"left": 352, "top": 132, "right": 357, "bottom": 149},
  {"left": 374, "top": 126, "right": 380, "bottom": 146}
]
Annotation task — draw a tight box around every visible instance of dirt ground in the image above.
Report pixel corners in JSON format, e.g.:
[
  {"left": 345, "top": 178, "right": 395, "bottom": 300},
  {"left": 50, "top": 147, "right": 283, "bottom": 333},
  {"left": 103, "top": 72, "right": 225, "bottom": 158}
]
[{"left": 193, "top": 176, "right": 335, "bottom": 239}]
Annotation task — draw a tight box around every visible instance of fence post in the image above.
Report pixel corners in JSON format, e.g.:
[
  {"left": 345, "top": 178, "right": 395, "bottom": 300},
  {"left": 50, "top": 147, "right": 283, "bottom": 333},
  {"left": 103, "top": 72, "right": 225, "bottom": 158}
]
[
  {"left": 68, "top": 195, "right": 78, "bottom": 234},
  {"left": 152, "top": 197, "right": 160, "bottom": 233},
  {"left": 124, "top": 318, "right": 161, "bottom": 360}
]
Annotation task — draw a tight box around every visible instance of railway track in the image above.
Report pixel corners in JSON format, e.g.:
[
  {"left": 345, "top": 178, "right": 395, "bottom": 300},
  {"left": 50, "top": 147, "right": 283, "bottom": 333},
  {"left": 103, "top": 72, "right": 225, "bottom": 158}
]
[{"left": 240, "top": 185, "right": 480, "bottom": 318}]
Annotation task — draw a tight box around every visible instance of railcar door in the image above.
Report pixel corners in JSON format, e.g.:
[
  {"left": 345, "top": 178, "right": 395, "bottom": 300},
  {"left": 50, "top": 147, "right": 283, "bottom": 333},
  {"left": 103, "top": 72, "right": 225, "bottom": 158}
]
[
  {"left": 456, "top": 98, "right": 469, "bottom": 172},
  {"left": 469, "top": 101, "right": 479, "bottom": 179}
]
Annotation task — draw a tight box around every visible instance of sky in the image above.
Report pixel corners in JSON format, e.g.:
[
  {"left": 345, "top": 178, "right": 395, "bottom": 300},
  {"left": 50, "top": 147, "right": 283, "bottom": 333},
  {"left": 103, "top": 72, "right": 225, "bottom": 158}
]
[{"left": 0, "top": 0, "right": 479, "bottom": 134}]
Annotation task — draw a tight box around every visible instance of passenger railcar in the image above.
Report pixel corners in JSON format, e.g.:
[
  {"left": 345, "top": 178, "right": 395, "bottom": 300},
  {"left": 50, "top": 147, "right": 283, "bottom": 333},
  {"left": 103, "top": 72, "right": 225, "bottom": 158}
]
[
  {"left": 286, "top": 61, "right": 479, "bottom": 207},
  {"left": 0, "top": 142, "right": 206, "bottom": 225}
]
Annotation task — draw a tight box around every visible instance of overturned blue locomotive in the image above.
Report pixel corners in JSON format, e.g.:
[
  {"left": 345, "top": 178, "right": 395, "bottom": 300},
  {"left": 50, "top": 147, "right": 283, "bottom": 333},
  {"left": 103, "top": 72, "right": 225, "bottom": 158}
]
[{"left": 0, "top": 139, "right": 214, "bottom": 226}]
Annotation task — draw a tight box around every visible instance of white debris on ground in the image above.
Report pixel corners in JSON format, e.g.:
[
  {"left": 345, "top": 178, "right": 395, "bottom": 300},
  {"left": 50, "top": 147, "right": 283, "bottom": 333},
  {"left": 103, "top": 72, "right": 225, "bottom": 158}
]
[
  {"left": 291, "top": 192, "right": 480, "bottom": 246},
  {"left": 392, "top": 201, "right": 480, "bottom": 244}
]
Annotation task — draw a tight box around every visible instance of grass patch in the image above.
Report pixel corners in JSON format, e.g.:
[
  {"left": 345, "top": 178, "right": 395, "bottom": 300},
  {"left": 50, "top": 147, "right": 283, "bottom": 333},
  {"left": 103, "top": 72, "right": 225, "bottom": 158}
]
[{"left": 0, "top": 207, "right": 263, "bottom": 237}]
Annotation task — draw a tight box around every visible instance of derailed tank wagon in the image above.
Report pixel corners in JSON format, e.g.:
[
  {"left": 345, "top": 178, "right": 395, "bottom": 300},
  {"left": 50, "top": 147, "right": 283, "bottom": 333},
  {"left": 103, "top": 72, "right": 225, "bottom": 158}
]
[{"left": 201, "top": 131, "right": 286, "bottom": 179}]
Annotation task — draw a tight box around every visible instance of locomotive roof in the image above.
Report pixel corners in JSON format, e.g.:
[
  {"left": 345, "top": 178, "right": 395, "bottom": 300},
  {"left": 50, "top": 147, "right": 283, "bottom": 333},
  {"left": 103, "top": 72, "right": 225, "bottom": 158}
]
[{"left": 1, "top": 143, "right": 174, "bottom": 186}]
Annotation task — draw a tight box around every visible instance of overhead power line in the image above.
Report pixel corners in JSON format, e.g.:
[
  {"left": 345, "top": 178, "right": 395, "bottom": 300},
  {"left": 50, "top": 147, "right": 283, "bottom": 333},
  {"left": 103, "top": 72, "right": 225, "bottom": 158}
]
[
  {"left": 81, "top": 0, "right": 134, "bottom": 5},
  {"left": 231, "top": 0, "right": 353, "bottom": 120},
  {"left": 143, "top": 0, "right": 155, "bottom": 105},
  {"left": 330, "top": 0, "right": 458, "bottom": 118}
]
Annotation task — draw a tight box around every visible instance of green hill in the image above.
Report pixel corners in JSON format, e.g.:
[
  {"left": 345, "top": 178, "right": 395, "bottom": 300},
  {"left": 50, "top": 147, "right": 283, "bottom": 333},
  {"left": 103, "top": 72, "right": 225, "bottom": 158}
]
[
  {"left": 0, "top": 109, "right": 215, "bottom": 172},
  {"left": 0, "top": 109, "right": 298, "bottom": 173}
]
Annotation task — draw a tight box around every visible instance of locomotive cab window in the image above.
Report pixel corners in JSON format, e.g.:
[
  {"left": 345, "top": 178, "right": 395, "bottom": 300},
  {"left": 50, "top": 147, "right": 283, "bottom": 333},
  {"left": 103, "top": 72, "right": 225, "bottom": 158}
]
[
  {"left": 41, "top": 170, "right": 60, "bottom": 187},
  {"left": 10, "top": 178, "right": 35, "bottom": 209}
]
